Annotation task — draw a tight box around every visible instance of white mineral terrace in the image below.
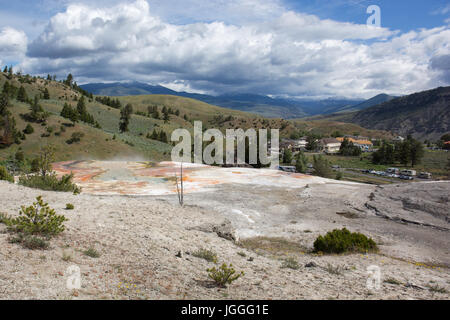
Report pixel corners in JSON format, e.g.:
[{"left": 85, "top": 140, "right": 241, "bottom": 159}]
[{"left": 52, "top": 160, "right": 360, "bottom": 195}]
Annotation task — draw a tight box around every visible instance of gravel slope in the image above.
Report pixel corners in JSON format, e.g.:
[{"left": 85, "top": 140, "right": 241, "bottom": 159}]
[{"left": 0, "top": 181, "right": 449, "bottom": 300}]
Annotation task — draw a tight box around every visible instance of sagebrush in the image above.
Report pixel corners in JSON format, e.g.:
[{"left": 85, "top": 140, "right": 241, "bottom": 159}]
[
  {"left": 193, "top": 248, "right": 218, "bottom": 263},
  {"left": 19, "top": 173, "right": 81, "bottom": 193},
  {"left": 313, "top": 228, "right": 377, "bottom": 254},
  {"left": 0, "top": 165, "right": 14, "bottom": 183}
]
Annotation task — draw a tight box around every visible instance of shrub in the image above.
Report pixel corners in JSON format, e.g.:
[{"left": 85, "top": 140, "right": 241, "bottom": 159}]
[
  {"left": 324, "top": 263, "right": 343, "bottom": 275},
  {"left": 83, "top": 247, "right": 100, "bottom": 258},
  {"left": 9, "top": 233, "right": 49, "bottom": 250},
  {"left": 65, "top": 203, "right": 74, "bottom": 210},
  {"left": 23, "top": 124, "right": 34, "bottom": 134},
  {"left": 0, "top": 212, "right": 10, "bottom": 224},
  {"left": 207, "top": 263, "right": 244, "bottom": 287},
  {"left": 8, "top": 196, "right": 68, "bottom": 236},
  {"left": 313, "top": 228, "right": 377, "bottom": 254},
  {"left": 19, "top": 172, "right": 81, "bottom": 193},
  {"left": 0, "top": 165, "right": 14, "bottom": 182},
  {"left": 62, "top": 251, "right": 72, "bottom": 261},
  {"left": 66, "top": 132, "right": 84, "bottom": 144},
  {"left": 384, "top": 278, "right": 402, "bottom": 285},
  {"left": 193, "top": 248, "right": 218, "bottom": 263},
  {"left": 281, "top": 257, "right": 300, "bottom": 270},
  {"left": 15, "top": 151, "right": 25, "bottom": 162},
  {"left": 427, "top": 284, "right": 448, "bottom": 294},
  {"left": 30, "top": 158, "right": 40, "bottom": 173}
]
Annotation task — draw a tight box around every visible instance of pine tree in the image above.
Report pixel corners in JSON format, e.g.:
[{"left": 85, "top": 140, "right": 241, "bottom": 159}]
[
  {"left": 0, "top": 92, "right": 9, "bottom": 115},
  {"left": 2, "top": 82, "right": 10, "bottom": 96},
  {"left": 76, "top": 96, "right": 87, "bottom": 117},
  {"left": 163, "top": 110, "right": 170, "bottom": 122},
  {"left": 313, "top": 155, "right": 333, "bottom": 178},
  {"left": 60, "top": 103, "right": 70, "bottom": 118},
  {"left": 0, "top": 111, "right": 18, "bottom": 147},
  {"left": 158, "top": 130, "right": 168, "bottom": 143},
  {"left": 119, "top": 103, "right": 133, "bottom": 133},
  {"left": 17, "top": 86, "right": 27, "bottom": 102},
  {"left": 283, "top": 148, "right": 293, "bottom": 164},
  {"left": 398, "top": 141, "right": 411, "bottom": 166},
  {"left": 306, "top": 135, "right": 318, "bottom": 151},
  {"left": 43, "top": 88, "right": 50, "bottom": 100},
  {"left": 65, "top": 73, "right": 73, "bottom": 87},
  {"left": 150, "top": 129, "right": 158, "bottom": 140},
  {"left": 31, "top": 95, "right": 43, "bottom": 114},
  {"left": 295, "top": 150, "right": 308, "bottom": 173}
]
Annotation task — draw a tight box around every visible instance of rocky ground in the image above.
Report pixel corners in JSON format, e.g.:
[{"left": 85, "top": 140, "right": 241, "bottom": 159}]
[{"left": 0, "top": 177, "right": 449, "bottom": 300}]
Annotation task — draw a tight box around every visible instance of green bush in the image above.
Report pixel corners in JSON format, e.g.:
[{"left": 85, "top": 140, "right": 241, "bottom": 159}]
[
  {"left": 0, "top": 165, "right": 14, "bottom": 182},
  {"left": 66, "top": 132, "right": 84, "bottom": 144},
  {"left": 65, "top": 203, "right": 74, "bottom": 210},
  {"left": 0, "top": 212, "right": 10, "bottom": 224},
  {"left": 192, "top": 248, "right": 218, "bottom": 263},
  {"left": 8, "top": 196, "right": 68, "bottom": 236},
  {"left": 313, "top": 228, "right": 377, "bottom": 254},
  {"left": 83, "top": 247, "right": 100, "bottom": 258},
  {"left": 207, "top": 263, "right": 244, "bottom": 287},
  {"left": 30, "top": 158, "right": 40, "bottom": 173},
  {"left": 18, "top": 172, "right": 81, "bottom": 193},
  {"left": 9, "top": 234, "right": 49, "bottom": 250}
]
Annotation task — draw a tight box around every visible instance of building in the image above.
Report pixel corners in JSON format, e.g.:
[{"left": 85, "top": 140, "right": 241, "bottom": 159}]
[
  {"left": 294, "top": 138, "right": 308, "bottom": 151},
  {"left": 319, "top": 138, "right": 341, "bottom": 153},
  {"left": 336, "top": 137, "right": 373, "bottom": 151},
  {"left": 280, "top": 138, "right": 308, "bottom": 152}
]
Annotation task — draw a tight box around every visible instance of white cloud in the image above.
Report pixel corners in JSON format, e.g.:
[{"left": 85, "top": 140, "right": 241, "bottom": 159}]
[
  {"left": 432, "top": 4, "right": 450, "bottom": 15},
  {"left": 0, "top": 27, "right": 28, "bottom": 60},
  {"left": 12, "top": 0, "right": 450, "bottom": 98}
]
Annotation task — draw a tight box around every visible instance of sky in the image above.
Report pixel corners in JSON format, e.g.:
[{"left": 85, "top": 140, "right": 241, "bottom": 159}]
[{"left": 0, "top": 0, "right": 449, "bottom": 99}]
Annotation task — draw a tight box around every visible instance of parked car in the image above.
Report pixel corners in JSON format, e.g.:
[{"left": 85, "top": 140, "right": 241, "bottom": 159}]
[
  {"left": 399, "top": 175, "right": 414, "bottom": 180},
  {"left": 418, "top": 172, "right": 432, "bottom": 179},
  {"left": 387, "top": 168, "right": 400, "bottom": 174},
  {"left": 400, "top": 169, "right": 417, "bottom": 176}
]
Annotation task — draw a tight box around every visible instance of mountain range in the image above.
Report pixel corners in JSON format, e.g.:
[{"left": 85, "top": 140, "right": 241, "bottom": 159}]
[
  {"left": 80, "top": 81, "right": 394, "bottom": 118},
  {"left": 80, "top": 81, "right": 450, "bottom": 140},
  {"left": 348, "top": 86, "right": 450, "bottom": 140}
]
